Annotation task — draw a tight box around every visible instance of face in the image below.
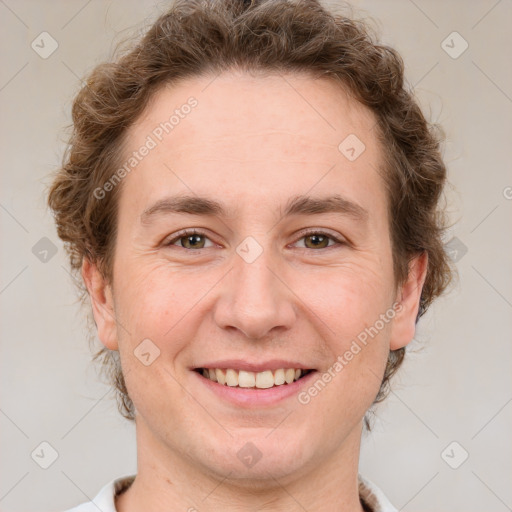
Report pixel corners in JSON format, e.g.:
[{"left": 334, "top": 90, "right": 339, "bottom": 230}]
[{"left": 85, "top": 72, "right": 426, "bottom": 484}]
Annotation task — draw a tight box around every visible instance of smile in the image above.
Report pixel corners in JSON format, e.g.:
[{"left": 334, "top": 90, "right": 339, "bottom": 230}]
[{"left": 194, "top": 367, "right": 315, "bottom": 389}]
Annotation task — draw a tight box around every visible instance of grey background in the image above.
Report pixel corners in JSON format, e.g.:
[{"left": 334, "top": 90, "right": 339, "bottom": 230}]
[{"left": 0, "top": 0, "right": 511, "bottom": 511}]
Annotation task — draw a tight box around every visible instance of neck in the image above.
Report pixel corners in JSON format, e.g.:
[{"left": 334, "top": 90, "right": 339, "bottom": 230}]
[{"left": 116, "top": 417, "right": 366, "bottom": 512}]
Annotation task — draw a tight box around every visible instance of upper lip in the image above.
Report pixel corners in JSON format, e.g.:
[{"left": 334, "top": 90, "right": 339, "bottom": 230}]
[{"left": 193, "top": 359, "right": 315, "bottom": 372}]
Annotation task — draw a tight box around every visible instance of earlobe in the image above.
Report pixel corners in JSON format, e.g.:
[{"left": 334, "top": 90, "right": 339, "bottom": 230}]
[
  {"left": 389, "top": 252, "right": 428, "bottom": 350},
  {"left": 81, "top": 259, "right": 119, "bottom": 351}
]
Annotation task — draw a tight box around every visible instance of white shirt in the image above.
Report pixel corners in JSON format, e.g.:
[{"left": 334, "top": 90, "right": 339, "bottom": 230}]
[{"left": 64, "top": 474, "right": 397, "bottom": 512}]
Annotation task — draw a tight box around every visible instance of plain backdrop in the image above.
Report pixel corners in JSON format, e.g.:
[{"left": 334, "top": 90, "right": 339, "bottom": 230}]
[{"left": 0, "top": 1, "right": 511, "bottom": 511}]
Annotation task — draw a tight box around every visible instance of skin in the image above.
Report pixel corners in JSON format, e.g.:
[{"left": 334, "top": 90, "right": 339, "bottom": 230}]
[{"left": 83, "top": 71, "right": 427, "bottom": 511}]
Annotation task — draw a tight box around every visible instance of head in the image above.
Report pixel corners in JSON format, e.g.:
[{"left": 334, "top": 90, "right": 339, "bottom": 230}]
[{"left": 48, "top": 0, "right": 451, "bottom": 480}]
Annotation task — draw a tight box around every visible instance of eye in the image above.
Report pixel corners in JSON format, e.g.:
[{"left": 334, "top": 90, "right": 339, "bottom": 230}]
[
  {"left": 165, "top": 229, "right": 214, "bottom": 250},
  {"left": 164, "top": 229, "right": 345, "bottom": 251},
  {"left": 294, "top": 230, "right": 344, "bottom": 250}
]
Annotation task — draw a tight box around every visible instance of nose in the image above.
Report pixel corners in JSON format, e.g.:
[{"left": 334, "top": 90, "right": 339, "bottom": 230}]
[{"left": 213, "top": 246, "right": 296, "bottom": 340}]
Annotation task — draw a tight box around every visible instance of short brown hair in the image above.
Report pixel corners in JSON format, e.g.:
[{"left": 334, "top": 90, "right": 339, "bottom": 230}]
[{"left": 48, "top": 0, "right": 452, "bottom": 423}]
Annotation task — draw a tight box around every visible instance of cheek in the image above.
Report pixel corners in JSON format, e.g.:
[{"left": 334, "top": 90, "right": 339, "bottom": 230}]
[
  {"left": 298, "top": 274, "right": 393, "bottom": 427},
  {"left": 293, "top": 259, "right": 394, "bottom": 399},
  {"left": 111, "top": 264, "right": 199, "bottom": 412},
  {"left": 295, "top": 260, "right": 393, "bottom": 340},
  {"left": 113, "top": 258, "right": 202, "bottom": 338}
]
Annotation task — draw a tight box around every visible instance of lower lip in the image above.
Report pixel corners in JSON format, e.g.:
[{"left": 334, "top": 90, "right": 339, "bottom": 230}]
[{"left": 192, "top": 370, "right": 318, "bottom": 408}]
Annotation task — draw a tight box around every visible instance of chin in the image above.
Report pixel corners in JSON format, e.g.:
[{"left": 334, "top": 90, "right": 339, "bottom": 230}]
[{"left": 193, "top": 429, "right": 315, "bottom": 484}]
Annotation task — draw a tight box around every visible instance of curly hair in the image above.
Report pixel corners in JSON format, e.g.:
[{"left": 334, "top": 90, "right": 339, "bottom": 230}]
[{"left": 47, "top": 0, "right": 452, "bottom": 424}]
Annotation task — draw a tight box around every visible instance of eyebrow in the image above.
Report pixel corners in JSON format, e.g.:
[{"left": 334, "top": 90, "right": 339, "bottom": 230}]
[{"left": 140, "top": 194, "right": 369, "bottom": 225}]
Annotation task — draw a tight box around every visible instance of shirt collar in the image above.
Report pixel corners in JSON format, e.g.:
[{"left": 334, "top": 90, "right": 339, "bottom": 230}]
[{"left": 89, "top": 473, "right": 397, "bottom": 512}]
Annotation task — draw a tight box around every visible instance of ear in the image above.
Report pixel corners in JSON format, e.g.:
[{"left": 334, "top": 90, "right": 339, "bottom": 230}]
[
  {"left": 81, "top": 258, "right": 119, "bottom": 351},
  {"left": 389, "top": 252, "right": 428, "bottom": 350}
]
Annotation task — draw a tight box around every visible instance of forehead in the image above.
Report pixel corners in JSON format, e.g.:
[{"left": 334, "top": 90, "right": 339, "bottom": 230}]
[
  {"left": 128, "top": 71, "right": 376, "bottom": 155},
  {"left": 119, "top": 71, "right": 386, "bottom": 220}
]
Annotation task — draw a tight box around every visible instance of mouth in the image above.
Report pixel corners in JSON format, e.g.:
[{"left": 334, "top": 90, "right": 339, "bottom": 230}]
[{"left": 193, "top": 367, "right": 316, "bottom": 389}]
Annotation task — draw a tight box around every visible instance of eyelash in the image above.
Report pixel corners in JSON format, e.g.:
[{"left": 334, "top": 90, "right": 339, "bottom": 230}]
[{"left": 164, "top": 229, "right": 345, "bottom": 251}]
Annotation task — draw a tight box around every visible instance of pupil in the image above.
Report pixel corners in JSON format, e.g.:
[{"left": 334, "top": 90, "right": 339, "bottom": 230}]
[
  {"left": 186, "top": 234, "right": 203, "bottom": 248},
  {"left": 308, "top": 234, "right": 327, "bottom": 248}
]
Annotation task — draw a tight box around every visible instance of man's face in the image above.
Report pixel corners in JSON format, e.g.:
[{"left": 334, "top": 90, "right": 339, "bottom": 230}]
[{"left": 89, "top": 72, "right": 422, "bottom": 482}]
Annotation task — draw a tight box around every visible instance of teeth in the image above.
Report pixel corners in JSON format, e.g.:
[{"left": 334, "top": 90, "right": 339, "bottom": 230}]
[
  {"left": 274, "top": 368, "right": 285, "bottom": 385},
  {"left": 200, "top": 367, "right": 308, "bottom": 388},
  {"left": 215, "top": 368, "right": 226, "bottom": 385},
  {"left": 285, "top": 368, "right": 295, "bottom": 384},
  {"left": 238, "top": 370, "right": 255, "bottom": 388},
  {"left": 225, "top": 369, "right": 238, "bottom": 387},
  {"left": 256, "top": 370, "right": 274, "bottom": 389}
]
